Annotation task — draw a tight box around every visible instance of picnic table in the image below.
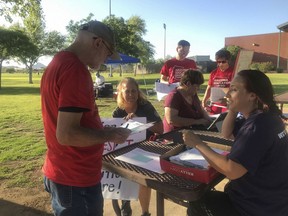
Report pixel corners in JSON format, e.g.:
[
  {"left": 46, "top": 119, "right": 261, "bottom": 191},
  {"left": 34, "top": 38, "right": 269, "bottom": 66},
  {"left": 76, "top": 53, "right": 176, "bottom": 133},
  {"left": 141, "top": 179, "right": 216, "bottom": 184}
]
[
  {"left": 102, "top": 130, "right": 233, "bottom": 216},
  {"left": 275, "top": 91, "right": 288, "bottom": 112}
]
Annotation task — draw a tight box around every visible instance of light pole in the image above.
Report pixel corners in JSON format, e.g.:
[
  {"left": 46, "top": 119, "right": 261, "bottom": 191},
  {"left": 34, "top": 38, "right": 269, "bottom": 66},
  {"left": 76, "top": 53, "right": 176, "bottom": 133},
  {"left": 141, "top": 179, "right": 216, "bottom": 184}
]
[
  {"left": 277, "top": 21, "right": 288, "bottom": 70},
  {"left": 163, "top": 23, "right": 166, "bottom": 59},
  {"left": 108, "top": 0, "right": 113, "bottom": 76},
  {"left": 109, "top": 0, "right": 111, "bottom": 18}
]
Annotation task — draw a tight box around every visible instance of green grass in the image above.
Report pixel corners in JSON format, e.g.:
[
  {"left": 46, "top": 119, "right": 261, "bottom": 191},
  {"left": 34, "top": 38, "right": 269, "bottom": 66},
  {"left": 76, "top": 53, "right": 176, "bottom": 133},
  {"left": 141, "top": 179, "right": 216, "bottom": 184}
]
[{"left": 0, "top": 71, "right": 287, "bottom": 188}]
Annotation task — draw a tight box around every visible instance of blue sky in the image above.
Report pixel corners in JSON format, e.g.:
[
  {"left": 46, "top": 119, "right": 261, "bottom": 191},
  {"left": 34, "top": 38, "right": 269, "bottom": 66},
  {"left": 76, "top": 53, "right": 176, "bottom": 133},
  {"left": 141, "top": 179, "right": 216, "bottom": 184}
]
[{"left": 5, "top": 0, "right": 288, "bottom": 65}]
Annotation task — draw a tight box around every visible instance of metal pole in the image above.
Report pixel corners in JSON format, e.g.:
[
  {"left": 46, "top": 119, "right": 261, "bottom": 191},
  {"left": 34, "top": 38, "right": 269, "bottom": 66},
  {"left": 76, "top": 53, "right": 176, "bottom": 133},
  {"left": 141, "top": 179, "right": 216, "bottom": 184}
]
[
  {"left": 109, "top": 0, "right": 111, "bottom": 18},
  {"left": 109, "top": 0, "right": 112, "bottom": 76},
  {"left": 277, "top": 29, "right": 281, "bottom": 69},
  {"left": 163, "top": 23, "right": 166, "bottom": 59}
]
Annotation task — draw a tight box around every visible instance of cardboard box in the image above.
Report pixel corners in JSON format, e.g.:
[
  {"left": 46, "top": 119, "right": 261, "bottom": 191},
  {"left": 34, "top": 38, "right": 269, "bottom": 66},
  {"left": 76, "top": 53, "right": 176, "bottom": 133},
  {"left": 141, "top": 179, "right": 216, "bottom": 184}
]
[{"left": 160, "top": 145, "right": 220, "bottom": 184}]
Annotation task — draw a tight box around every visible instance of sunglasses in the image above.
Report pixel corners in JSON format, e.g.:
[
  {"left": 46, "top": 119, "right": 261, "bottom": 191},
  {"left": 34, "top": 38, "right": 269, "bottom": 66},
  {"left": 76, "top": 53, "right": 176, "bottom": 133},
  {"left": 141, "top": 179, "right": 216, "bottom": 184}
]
[
  {"left": 92, "top": 37, "right": 113, "bottom": 57},
  {"left": 217, "top": 60, "right": 227, "bottom": 64},
  {"left": 102, "top": 41, "right": 113, "bottom": 57}
]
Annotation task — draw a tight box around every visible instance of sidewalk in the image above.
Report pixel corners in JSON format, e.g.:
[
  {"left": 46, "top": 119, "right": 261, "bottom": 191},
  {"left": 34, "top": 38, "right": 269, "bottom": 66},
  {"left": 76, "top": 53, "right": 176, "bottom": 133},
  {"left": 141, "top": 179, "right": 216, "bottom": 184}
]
[{"left": 103, "top": 178, "right": 228, "bottom": 216}]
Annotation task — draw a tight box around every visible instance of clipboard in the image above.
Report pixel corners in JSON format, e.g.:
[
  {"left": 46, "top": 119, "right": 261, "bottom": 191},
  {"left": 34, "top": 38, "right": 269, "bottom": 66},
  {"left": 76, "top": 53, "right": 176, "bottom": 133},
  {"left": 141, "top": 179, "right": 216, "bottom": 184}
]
[{"left": 206, "top": 112, "right": 228, "bottom": 131}]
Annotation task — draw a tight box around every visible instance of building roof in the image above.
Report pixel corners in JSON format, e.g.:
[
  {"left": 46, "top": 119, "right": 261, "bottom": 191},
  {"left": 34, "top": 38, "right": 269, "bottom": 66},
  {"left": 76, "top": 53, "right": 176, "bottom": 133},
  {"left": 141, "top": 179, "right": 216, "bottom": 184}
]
[
  {"left": 277, "top": 21, "right": 288, "bottom": 32},
  {"left": 191, "top": 55, "right": 211, "bottom": 62}
]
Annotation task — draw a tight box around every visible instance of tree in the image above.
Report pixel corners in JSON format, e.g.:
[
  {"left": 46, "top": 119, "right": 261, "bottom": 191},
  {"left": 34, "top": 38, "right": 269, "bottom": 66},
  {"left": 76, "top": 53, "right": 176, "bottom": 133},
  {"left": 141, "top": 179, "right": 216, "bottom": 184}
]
[
  {"left": 225, "top": 45, "right": 241, "bottom": 67},
  {"left": 0, "top": 27, "right": 37, "bottom": 89},
  {"left": 1, "top": 0, "right": 66, "bottom": 84},
  {"left": 6, "top": 0, "right": 65, "bottom": 83},
  {"left": 66, "top": 14, "right": 155, "bottom": 66},
  {"left": 65, "top": 13, "right": 94, "bottom": 45},
  {"left": 0, "top": 0, "right": 33, "bottom": 23},
  {"left": 103, "top": 15, "right": 155, "bottom": 65}
]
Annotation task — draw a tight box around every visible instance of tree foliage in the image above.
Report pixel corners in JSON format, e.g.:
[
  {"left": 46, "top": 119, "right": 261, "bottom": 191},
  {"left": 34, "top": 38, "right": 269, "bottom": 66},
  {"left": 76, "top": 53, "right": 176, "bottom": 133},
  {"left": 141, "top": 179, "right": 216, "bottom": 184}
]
[
  {"left": 65, "top": 14, "right": 155, "bottom": 66},
  {"left": 1, "top": 0, "right": 65, "bottom": 84},
  {"left": 0, "top": 27, "right": 37, "bottom": 88},
  {"left": 65, "top": 13, "right": 94, "bottom": 45},
  {"left": 103, "top": 15, "right": 155, "bottom": 65},
  {"left": 225, "top": 45, "right": 241, "bottom": 66},
  {"left": 0, "top": 0, "right": 38, "bottom": 23}
]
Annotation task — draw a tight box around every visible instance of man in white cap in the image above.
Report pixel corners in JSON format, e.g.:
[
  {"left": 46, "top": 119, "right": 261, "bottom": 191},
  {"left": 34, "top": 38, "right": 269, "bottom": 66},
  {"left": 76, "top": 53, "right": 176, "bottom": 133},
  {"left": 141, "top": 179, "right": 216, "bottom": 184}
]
[{"left": 40, "top": 20, "right": 131, "bottom": 216}]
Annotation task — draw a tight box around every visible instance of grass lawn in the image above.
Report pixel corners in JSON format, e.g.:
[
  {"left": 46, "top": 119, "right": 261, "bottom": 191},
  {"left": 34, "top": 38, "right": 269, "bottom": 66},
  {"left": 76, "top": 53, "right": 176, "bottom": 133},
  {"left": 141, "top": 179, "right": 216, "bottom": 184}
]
[{"left": 0, "top": 71, "right": 287, "bottom": 188}]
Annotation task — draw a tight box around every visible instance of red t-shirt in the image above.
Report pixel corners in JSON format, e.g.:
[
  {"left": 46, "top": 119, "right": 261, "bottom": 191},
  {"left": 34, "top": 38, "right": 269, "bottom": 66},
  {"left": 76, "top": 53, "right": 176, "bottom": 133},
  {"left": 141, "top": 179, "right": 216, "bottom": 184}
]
[
  {"left": 208, "top": 66, "right": 234, "bottom": 114},
  {"left": 160, "top": 58, "right": 197, "bottom": 83},
  {"left": 208, "top": 66, "right": 234, "bottom": 87},
  {"left": 40, "top": 51, "right": 104, "bottom": 187}
]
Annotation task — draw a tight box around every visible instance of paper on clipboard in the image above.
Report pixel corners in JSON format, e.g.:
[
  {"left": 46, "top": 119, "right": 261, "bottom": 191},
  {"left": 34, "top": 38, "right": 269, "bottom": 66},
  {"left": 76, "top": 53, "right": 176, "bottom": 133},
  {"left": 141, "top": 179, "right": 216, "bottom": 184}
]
[
  {"left": 121, "top": 120, "right": 155, "bottom": 134},
  {"left": 155, "top": 82, "right": 179, "bottom": 101}
]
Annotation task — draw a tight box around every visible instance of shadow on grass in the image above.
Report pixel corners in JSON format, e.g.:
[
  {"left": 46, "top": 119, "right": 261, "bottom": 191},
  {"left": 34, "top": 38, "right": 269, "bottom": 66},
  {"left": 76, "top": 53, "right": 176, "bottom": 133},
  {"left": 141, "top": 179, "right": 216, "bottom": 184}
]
[
  {"left": 0, "top": 87, "right": 40, "bottom": 95},
  {"left": 0, "top": 199, "right": 53, "bottom": 216}
]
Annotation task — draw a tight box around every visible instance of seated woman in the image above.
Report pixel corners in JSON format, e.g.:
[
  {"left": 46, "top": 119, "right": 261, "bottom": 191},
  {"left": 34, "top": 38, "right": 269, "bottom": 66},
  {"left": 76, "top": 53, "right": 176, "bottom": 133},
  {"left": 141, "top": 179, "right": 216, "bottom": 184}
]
[
  {"left": 112, "top": 77, "right": 163, "bottom": 216},
  {"left": 163, "top": 69, "right": 211, "bottom": 133},
  {"left": 183, "top": 70, "right": 288, "bottom": 216}
]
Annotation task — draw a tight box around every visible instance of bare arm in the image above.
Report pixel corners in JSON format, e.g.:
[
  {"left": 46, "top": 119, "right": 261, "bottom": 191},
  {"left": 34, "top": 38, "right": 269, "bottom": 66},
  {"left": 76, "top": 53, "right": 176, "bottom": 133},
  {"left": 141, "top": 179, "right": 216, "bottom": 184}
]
[
  {"left": 149, "top": 121, "right": 164, "bottom": 135},
  {"left": 202, "top": 85, "right": 211, "bottom": 107},
  {"left": 160, "top": 74, "right": 169, "bottom": 84},
  {"left": 200, "top": 105, "right": 212, "bottom": 121},
  {"left": 165, "top": 107, "right": 210, "bottom": 127},
  {"left": 56, "top": 111, "right": 131, "bottom": 147},
  {"left": 221, "top": 110, "right": 238, "bottom": 139},
  {"left": 182, "top": 130, "right": 247, "bottom": 180}
]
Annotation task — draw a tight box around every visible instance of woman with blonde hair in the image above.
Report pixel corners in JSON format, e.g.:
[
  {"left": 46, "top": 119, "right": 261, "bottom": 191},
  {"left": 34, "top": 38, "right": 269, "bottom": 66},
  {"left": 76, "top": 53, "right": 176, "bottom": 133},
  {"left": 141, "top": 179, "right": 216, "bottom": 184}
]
[{"left": 112, "top": 77, "right": 163, "bottom": 216}]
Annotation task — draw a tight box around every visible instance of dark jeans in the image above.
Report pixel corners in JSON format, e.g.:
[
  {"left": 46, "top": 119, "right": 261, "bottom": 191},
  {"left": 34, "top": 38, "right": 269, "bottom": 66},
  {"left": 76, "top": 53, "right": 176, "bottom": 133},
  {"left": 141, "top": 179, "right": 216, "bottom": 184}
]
[
  {"left": 187, "top": 191, "right": 240, "bottom": 216},
  {"left": 44, "top": 176, "right": 103, "bottom": 216}
]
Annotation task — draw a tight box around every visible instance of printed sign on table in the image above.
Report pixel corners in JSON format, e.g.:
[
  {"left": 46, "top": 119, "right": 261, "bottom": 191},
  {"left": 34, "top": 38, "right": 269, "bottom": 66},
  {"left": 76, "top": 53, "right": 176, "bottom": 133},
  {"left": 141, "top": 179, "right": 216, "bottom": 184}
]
[{"left": 101, "top": 117, "right": 146, "bottom": 200}]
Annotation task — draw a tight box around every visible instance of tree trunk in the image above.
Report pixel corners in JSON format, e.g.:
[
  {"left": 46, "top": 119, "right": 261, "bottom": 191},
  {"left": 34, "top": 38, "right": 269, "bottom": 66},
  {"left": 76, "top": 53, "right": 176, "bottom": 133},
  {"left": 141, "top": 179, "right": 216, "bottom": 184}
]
[
  {"left": 0, "top": 60, "right": 2, "bottom": 89},
  {"left": 134, "top": 63, "right": 138, "bottom": 76},
  {"left": 119, "top": 65, "right": 122, "bottom": 77},
  {"left": 28, "top": 65, "right": 33, "bottom": 84}
]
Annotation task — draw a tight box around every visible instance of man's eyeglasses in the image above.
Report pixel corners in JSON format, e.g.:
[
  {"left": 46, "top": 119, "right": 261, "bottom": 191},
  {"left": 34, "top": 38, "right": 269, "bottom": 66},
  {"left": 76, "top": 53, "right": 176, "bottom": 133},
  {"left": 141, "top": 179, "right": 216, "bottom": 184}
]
[
  {"left": 93, "top": 37, "right": 113, "bottom": 57},
  {"left": 217, "top": 60, "right": 227, "bottom": 64}
]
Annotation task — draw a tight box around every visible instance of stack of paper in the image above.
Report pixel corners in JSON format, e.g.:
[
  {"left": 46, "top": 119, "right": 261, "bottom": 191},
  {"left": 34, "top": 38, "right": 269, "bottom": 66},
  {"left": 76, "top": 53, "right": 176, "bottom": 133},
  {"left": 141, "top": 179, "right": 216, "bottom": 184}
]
[
  {"left": 115, "top": 148, "right": 164, "bottom": 174},
  {"left": 169, "top": 148, "right": 226, "bottom": 169}
]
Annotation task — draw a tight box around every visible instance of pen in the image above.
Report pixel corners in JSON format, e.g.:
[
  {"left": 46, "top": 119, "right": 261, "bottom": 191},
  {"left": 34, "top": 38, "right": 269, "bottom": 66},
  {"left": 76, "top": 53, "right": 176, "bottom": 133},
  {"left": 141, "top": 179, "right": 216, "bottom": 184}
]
[{"left": 125, "top": 124, "right": 129, "bottom": 129}]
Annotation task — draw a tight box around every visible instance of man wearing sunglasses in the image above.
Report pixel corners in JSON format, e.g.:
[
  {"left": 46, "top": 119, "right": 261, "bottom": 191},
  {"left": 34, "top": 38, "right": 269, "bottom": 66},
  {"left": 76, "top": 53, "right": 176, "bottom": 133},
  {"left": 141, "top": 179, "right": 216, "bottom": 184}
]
[
  {"left": 40, "top": 21, "right": 131, "bottom": 216},
  {"left": 202, "top": 49, "right": 234, "bottom": 114}
]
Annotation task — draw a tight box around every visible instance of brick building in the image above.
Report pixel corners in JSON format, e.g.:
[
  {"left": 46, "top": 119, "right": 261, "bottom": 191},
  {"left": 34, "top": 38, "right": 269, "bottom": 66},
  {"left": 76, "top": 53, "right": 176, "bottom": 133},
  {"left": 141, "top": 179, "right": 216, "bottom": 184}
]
[{"left": 225, "top": 22, "right": 288, "bottom": 70}]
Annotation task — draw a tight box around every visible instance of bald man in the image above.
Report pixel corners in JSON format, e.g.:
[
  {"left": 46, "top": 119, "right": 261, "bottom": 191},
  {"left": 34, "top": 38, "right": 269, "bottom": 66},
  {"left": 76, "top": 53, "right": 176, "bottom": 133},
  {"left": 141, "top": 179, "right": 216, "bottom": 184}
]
[{"left": 40, "top": 21, "right": 131, "bottom": 216}]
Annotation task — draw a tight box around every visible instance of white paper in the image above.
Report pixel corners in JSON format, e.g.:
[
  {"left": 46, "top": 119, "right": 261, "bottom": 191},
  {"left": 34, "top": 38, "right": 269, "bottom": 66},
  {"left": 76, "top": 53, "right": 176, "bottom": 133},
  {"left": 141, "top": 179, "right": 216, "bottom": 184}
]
[
  {"left": 210, "top": 87, "right": 226, "bottom": 102},
  {"left": 170, "top": 148, "right": 226, "bottom": 169},
  {"left": 121, "top": 120, "right": 155, "bottom": 134},
  {"left": 155, "top": 82, "right": 179, "bottom": 101},
  {"left": 101, "top": 117, "right": 147, "bottom": 200},
  {"left": 115, "top": 148, "right": 164, "bottom": 174}
]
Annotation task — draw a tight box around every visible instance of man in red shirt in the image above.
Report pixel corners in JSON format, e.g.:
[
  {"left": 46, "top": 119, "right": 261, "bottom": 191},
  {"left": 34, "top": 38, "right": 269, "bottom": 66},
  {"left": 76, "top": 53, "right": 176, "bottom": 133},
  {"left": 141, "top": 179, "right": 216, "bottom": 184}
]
[
  {"left": 40, "top": 20, "right": 131, "bottom": 216},
  {"left": 160, "top": 40, "right": 197, "bottom": 84},
  {"left": 202, "top": 49, "right": 234, "bottom": 114}
]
